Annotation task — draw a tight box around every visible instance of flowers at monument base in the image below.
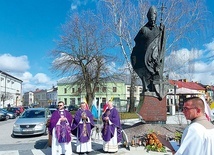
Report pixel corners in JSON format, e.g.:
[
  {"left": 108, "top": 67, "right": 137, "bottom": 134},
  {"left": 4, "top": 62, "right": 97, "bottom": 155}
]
[
  {"left": 174, "top": 131, "right": 182, "bottom": 144},
  {"left": 145, "top": 132, "right": 166, "bottom": 152}
]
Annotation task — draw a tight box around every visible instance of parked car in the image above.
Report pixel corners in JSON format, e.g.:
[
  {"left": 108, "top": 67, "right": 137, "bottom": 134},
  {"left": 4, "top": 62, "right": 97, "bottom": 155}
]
[
  {"left": 0, "top": 108, "right": 16, "bottom": 119},
  {"left": 48, "top": 108, "right": 57, "bottom": 115},
  {"left": 48, "top": 105, "right": 58, "bottom": 109},
  {"left": 68, "top": 104, "right": 79, "bottom": 112},
  {"left": 7, "top": 107, "right": 21, "bottom": 116},
  {"left": 12, "top": 108, "right": 51, "bottom": 136},
  {"left": 23, "top": 106, "right": 30, "bottom": 110},
  {"left": 0, "top": 111, "right": 7, "bottom": 121}
]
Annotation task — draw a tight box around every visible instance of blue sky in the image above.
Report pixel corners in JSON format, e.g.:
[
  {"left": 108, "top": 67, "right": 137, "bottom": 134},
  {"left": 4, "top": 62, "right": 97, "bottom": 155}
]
[{"left": 0, "top": 0, "right": 214, "bottom": 93}]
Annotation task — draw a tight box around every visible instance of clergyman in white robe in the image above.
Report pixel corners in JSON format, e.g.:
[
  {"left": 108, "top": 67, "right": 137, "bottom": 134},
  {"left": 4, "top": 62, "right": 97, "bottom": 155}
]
[{"left": 175, "top": 116, "right": 214, "bottom": 155}]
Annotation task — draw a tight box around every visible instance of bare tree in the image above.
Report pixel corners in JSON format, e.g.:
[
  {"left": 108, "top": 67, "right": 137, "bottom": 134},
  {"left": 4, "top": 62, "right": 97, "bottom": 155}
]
[
  {"left": 159, "top": 0, "right": 210, "bottom": 79},
  {"left": 98, "top": 0, "right": 209, "bottom": 112},
  {"left": 51, "top": 11, "right": 117, "bottom": 108}
]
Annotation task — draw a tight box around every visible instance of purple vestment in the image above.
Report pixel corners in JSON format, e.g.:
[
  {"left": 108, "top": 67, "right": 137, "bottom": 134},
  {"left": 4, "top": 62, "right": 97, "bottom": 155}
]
[
  {"left": 71, "top": 109, "right": 95, "bottom": 143},
  {"left": 102, "top": 108, "right": 122, "bottom": 143},
  {"left": 48, "top": 110, "right": 73, "bottom": 143}
]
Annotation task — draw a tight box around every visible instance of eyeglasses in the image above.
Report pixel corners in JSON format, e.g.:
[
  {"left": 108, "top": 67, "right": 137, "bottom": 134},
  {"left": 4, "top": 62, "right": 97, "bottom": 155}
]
[
  {"left": 182, "top": 107, "right": 196, "bottom": 111},
  {"left": 58, "top": 105, "right": 63, "bottom": 107}
]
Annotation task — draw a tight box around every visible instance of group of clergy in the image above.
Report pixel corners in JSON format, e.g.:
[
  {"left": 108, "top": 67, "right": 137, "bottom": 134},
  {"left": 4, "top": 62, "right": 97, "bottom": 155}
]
[{"left": 48, "top": 100, "right": 122, "bottom": 155}]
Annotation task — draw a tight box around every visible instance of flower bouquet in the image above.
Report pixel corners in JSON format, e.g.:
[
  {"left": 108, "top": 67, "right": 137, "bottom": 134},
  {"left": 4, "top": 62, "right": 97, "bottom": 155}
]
[{"left": 145, "top": 132, "right": 166, "bottom": 153}]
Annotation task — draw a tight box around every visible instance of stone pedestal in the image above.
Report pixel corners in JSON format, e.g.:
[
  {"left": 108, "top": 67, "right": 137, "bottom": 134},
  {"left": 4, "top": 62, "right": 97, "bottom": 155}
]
[{"left": 137, "top": 95, "right": 167, "bottom": 123}]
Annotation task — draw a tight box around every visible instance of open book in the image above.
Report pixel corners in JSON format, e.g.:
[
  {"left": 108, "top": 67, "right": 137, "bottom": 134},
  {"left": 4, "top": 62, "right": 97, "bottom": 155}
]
[
  {"left": 156, "top": 134, "right": 180, "bottom": 152},
  {"left": 169, "top": 141, "right": 180, "bottom": 152}
]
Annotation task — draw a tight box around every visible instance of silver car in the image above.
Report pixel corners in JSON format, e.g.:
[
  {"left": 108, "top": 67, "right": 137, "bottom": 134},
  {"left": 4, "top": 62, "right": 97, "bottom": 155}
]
[
  {"left": 0, "top": 108, "right": 16, "bottom": 119},
  {"left": 12, "top": 108, "right": 51, "bottom": 136}
]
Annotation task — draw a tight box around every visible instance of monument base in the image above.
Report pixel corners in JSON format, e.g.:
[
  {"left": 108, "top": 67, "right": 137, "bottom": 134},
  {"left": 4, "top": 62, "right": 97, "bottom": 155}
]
[{"left": 137, "top": 94, "right": 167, "bottom": 124}]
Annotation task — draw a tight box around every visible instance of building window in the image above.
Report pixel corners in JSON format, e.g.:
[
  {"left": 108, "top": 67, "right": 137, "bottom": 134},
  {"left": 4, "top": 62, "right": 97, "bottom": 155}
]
[
  {"left": 78, "top": 98, "right": 81, "bottom": 104},
  {"left": 102, "top": 87, "right": 107, "bottom": 92},
  {"left": 72, "top": 88, "right": 75, "bottom": 93},
  {"left": 70, "top": 98, "right": 75, "bottom": 105},
  {"left": 64, "top": 88, "right": 67, "bottom": 94},
  {"left": 127, "top": 87, "right": 130, "bottom": 92},
  {"left": 64, "top": 98, "right": 67, "bottom": 105},
  {"left": 113, "top": 87, "right": 117, "bottom": 92},
  {"left": 78, "top": 87, "right": 81, "bottom": 93},
  {"left": 42, "top": 94, "right": 45, "bottom": 99},
  {"left": 102, "top": 98, "right": 106, "bottom": 103},
  {"left": 139, "top": 87, "right": 142, "bottom": 93},
  {"left": 96, "top": 87, "right": 99, "bottom": 92}
]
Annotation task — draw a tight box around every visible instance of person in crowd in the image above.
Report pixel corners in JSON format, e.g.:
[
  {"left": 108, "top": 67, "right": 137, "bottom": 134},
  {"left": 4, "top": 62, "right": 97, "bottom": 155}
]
[
  {"left": 175, "top": 97, "right": 214, "bottom": 155},
  {"left": 48, "top": 101, "right": 73, "bottom": 155},
  {"left": 71, "top": 102, "right": 95, "bottom": 154},
  {"left": 101, "top": 101, "right": 122, "bottom": 152}
]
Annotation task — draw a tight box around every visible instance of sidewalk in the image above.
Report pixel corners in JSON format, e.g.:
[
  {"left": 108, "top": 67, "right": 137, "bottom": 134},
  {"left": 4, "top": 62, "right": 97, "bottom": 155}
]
[{"left": 90, "top": 140, "right": 173, "bottom": 155}]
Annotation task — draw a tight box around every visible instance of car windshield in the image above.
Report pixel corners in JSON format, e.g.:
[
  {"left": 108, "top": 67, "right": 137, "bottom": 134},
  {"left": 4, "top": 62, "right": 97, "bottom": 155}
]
[{"left": 20, "top": 110, "right": 45, "bottom": 118}]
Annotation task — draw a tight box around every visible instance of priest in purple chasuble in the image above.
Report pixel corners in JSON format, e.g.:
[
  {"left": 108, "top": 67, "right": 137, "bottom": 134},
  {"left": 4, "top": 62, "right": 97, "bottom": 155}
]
[
  {"left": 48, "top": 101, "right": 73, "bottom": 155},
  {"left": 102, "top": 101, "right": 122, "bottom": 152},
  {"left": 71, "top": 102, "right": 95, "bottom": 153}
]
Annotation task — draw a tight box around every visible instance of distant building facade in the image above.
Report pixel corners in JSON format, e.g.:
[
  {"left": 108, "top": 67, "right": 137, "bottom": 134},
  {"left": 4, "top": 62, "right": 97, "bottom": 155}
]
[
  {"left": 23, "top": 91, "right": 34, "bottom": 106},
  {"left": 47, "top": 86, "right": 58, "bottom": 106},
  {"left": 34, "top": 89, "right": 48, "bottom": 107},
  {"left": 0, "top": 70, "right": 22, "bottom": 108},
  {"left": 57, "top": 77, "right": 126, "bottom": 104},
  {"left": 57, "top": 75, "right": 143, "bottom": 112}
]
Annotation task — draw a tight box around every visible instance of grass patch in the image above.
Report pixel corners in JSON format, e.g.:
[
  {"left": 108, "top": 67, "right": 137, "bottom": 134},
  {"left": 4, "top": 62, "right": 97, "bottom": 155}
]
[{"left": 119, "top": 112, "right": 139, "bottom": 120}]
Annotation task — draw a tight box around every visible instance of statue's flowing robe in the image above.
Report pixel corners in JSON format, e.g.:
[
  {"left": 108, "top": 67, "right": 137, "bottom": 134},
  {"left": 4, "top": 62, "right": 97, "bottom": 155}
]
[{"left": 131, "top": 22, "right": 166, "bottom": 97}]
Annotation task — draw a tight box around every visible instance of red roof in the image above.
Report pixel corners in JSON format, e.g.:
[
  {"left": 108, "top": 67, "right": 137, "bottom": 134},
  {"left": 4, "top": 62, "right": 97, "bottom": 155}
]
[{"left": 169, "top": 80, "right": 205, "bottom": 90}]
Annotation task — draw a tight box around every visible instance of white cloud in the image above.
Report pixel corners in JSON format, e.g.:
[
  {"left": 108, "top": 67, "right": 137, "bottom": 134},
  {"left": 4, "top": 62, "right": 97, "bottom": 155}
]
[
  {"left": 11, "top": 72, "right": 56, "bottom": 93},
  {"left": 22, "top": 83, "right": 36, "bottom": 92},
  {"left": 203, "top": 39, "right": 214, "bottom": 58},
  {"left": 21, "top": 73, "right": 56, "bottom": 93},
  {"left": 204, "top": 39, "right": 214, "bottom": 51},
  {"left": 33, "top": 73, "right": 51, "bottom": 84},
  {"left": 21, "top": 72, "right": 33, "bottom": 83},
  {"left": 70, "top": 0, "right": 97, "bottom": 10},
  {"left": 0, "top": 54, "right": 56, "bottom": 93},
  {"left": 165, "top": 45, "right": 214, "bottom": 85},
  {"left": 71, "top": 4, "right": 77, "bottom": 10},
  {"left": 0, "top": 54, "right": 30, "bottom": 72},
  {"left": 194, "top": 61, "right": 212, "bottom": 73}
]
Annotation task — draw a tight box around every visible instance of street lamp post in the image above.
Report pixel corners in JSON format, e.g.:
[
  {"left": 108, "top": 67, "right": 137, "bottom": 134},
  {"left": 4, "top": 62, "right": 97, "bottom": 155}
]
[
  {"left": 174, "top": 84, "right": 176, "bottom": 106},
  {"left": 170, "top": 83, "right": 177, "bottom": 115}
]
